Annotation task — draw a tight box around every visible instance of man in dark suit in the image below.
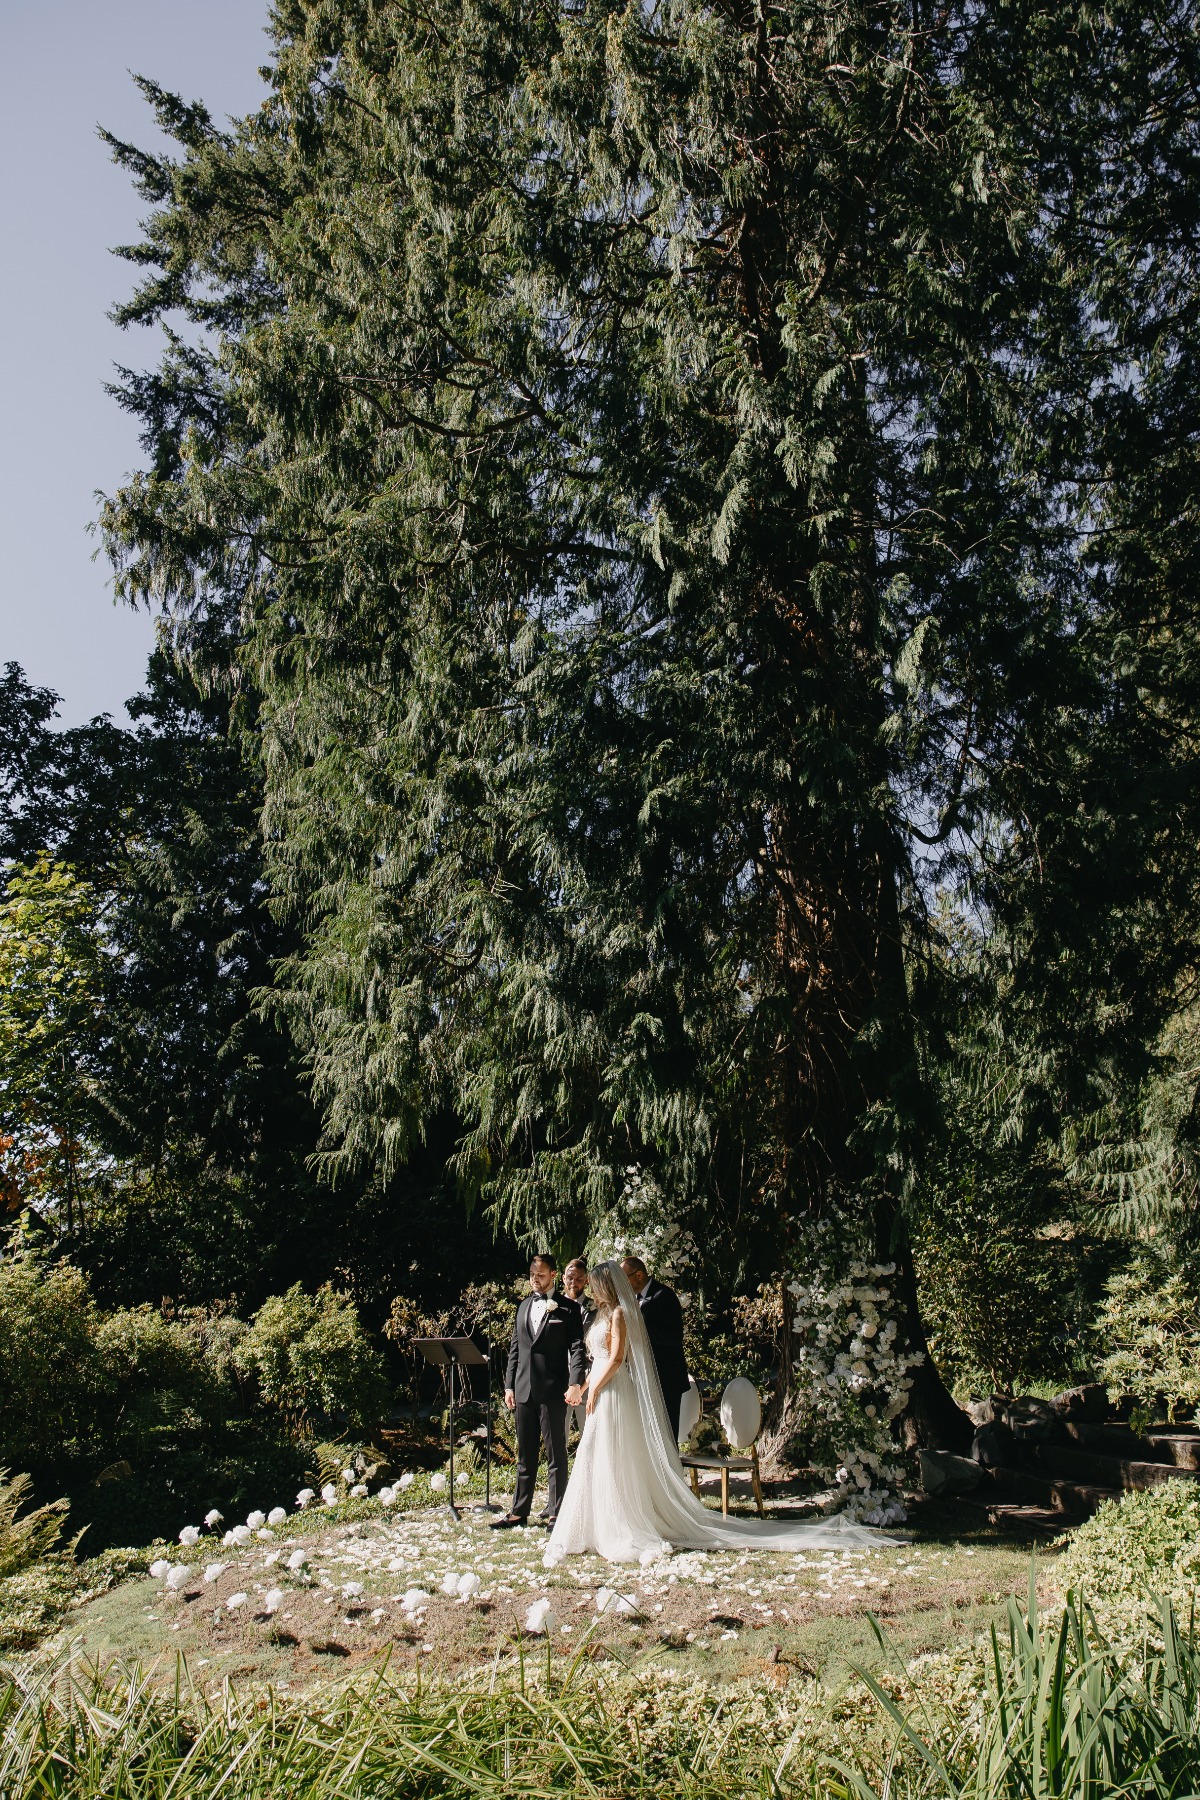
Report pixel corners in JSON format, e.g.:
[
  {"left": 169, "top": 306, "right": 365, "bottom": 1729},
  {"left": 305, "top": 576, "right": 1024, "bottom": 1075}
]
[
  {"left": 493, "top": 1254, "right": 586, "bottom": 1528},
  {"left": 562, "top": 1258, "right": 592, "bottom": 1437},
  {"left": 621, "top": 1256, "right": 690, "bottom": 1444}
]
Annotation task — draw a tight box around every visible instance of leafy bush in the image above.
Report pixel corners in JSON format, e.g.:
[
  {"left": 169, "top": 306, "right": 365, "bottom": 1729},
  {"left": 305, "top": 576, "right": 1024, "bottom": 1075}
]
[
  {"left": 234, "top": 1284, "right": 388, "bottom": 1433},
  {"left": 0, "top": 1254, "right": 106, "bottom": 1469},
  {"left": 0, "top": 1256, "right": 349, "bottom": 1545},
  {"left": 912, "top": 1159, "right": 1092, "bottom": 1395},
  {"left": 1094, "top": 1245, "right": 1200, "bottom": 1422},
  {"left": 1055, "top": 1482, "right": 1200, "bottom": 1638},
  {"left": 94, "top": 1305, "right": 240, "bottom": 1454}
]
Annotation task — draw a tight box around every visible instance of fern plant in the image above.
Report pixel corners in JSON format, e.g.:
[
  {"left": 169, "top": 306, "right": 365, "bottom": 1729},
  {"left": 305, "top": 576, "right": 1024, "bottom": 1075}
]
[{"left": 0, "top": 1469, "right": 69, "bottom": 1580}]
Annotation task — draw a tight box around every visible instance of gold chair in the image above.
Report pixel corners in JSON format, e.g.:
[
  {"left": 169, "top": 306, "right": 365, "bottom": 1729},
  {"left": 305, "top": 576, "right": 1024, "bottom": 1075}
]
[
  {"left": 681, "top": 1444, "right": 765, "bottom": 1517},
  {"left": 680, "top": 1378, "right": 765, "bottom": 1517}
]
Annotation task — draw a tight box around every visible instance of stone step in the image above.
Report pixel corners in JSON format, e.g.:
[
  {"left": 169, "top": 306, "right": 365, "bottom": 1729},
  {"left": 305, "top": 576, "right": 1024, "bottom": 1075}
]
[
  {"left": 979, "top": 1465, "right": 1123, "bottom": 1518},
  {"left": 1064, "top": 1422, "right": 1200, "bottom": 1468},
  {"left": 1065, "top": 1422, "right": 1165, "bottom": 1462},
  {"left": 1145, "top": 1429, "right": 1200, "bottom": 1470},
  {"left": 954, "top": 1494, "right": 1074, "bottom": 1536},
  {"left": 1031, "top": 1442, "right": 1200, "bottom": 1493}
]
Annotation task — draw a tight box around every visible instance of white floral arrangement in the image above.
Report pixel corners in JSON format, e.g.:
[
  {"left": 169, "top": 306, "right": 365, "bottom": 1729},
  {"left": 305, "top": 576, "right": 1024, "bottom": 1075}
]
[
  {"left": 588, "top": 1166, "right": 698, "bottom": 1283},
  {"left": 789, "top": 1258, "right": 921, "bottom": 1526}
]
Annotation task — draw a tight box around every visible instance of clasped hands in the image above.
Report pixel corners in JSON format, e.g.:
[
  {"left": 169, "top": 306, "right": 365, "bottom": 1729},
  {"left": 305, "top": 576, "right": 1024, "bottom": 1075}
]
[{"left": 502, "top": 1385, "right": 585, "bottom": 1410}]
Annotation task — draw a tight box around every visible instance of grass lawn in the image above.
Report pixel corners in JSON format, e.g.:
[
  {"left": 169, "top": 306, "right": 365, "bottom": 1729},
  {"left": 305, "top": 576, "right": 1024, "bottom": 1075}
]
[{"left": 42, "top": 1490, "right": 1060, "bottom": 1698}]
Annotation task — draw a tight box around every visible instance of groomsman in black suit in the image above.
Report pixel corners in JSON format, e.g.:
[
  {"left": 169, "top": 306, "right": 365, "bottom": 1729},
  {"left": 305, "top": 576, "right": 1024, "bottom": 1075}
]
[
  {"left": 621, "top": 1255, "right": 690, "bottom": 1444},
  {"left": 493, "top": 1254, "right": 586, "bottom": 1528}
]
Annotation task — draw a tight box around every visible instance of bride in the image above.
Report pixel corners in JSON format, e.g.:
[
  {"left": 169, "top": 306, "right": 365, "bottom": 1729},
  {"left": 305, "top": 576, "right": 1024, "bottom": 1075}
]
[{"left": 545, "top": 1261, "right": 899, "bottom": 1566}]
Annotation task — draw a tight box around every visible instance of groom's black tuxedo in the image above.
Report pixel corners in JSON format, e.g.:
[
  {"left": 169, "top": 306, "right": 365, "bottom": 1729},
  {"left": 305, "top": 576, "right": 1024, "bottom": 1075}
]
[
  {"left": 505, "top": 1288, "right": 586, "bottom": 1519},
  {"left": 637, "top": 1276, "right": 690, "bottom": 1444}
]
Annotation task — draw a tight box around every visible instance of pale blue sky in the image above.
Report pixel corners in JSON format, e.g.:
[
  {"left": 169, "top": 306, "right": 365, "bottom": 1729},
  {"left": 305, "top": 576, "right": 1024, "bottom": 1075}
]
[{"left": 1, "top": 1, "right": 272, "bottom": 726}]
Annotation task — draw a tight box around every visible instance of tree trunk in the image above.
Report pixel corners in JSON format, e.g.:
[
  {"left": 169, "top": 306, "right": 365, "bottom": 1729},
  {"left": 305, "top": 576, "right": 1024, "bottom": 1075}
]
[
  {"left": 725, "top": 9, "right": 972, "bottom": 1456},
  {"left": 766, "top": 808, "right": 973, "bottom": 1453}
]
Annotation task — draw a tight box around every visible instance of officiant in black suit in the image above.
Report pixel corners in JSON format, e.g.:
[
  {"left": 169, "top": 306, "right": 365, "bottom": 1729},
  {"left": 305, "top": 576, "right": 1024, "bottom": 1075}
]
[
  {"left": 493, "top": 1254, "right": 586, "bottom": 1528},
  {"left": 562, "top": 1258, "right": 592, "bottom": 1437},
  {"left": 621, "top": 1256, "right": 690, "bottom": 1444}
]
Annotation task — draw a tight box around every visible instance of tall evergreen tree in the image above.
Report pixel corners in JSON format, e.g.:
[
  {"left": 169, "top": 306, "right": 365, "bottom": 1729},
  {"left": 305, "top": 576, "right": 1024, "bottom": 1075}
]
[{"left": 99, "top": 0, "right": 1200, "bottom": 1443}]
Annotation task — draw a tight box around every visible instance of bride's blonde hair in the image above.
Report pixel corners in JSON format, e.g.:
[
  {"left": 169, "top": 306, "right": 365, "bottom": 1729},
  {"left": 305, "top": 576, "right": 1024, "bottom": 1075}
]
[{"left": 588, "top": 1262, "right": 621, "bottom": 1314}]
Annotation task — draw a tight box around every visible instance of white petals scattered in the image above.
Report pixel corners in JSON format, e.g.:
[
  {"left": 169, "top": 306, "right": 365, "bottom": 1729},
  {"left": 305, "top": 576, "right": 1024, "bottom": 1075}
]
[
  {"left": 342, "top": 1581, "right": 364, "bottom": 1598},
  {"left": 263, "top": 1551, "right": 281, "bottom": 1568},
  {"left": 400, "top": 1588, "right": 430, "bottom": 1614},
  {"left": 267, "top": 1506, "right": 287, "bottom": 1526},
  {"left": 226, "top": 1592, "right": 248, "bottom": 1610},
  {"left": 596, "top": 1588, "right": 639, "bottom": 1615},
  {"left": 286, "top": 1549, "right": 308, "bottom": 1571},
  {"left": 178, "top": 1525, "right": 201, "bottom": 1547},
  {"left": 524, "top": 1598, "right": 555, "bottom": 1635}
]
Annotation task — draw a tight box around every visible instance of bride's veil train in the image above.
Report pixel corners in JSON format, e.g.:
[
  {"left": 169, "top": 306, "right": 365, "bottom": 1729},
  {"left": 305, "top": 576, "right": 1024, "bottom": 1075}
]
[{"left": 545, "top": 1260, "right": 900, "bottom": 1565}]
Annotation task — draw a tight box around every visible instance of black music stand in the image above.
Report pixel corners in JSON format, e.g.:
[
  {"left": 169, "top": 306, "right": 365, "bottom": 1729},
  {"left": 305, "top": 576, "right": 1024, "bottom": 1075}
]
[{"left": 412, "top": 1336, "right": 499, "bottom": 1519}]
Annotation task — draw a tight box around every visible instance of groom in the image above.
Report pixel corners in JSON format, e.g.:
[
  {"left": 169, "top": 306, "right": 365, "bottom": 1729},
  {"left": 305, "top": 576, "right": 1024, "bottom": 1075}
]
[
  {"left": 621, "top": 1256, "right": 690, "bottom": 1444},
  {"left": 493, "top": 1254, "right": 586, "bottom": 1528}
]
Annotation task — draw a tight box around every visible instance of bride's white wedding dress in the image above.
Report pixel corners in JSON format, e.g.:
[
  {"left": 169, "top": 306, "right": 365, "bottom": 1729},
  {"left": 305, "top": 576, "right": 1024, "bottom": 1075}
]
[{"left": 545, "top": 1263, "right": 899, "bottom": 1566}]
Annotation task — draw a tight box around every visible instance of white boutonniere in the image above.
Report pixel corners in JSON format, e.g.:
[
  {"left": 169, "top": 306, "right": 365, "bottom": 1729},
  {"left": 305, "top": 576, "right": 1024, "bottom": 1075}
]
[{"left": 543, "top": 1297, "right": 558, "bottom": 1313}]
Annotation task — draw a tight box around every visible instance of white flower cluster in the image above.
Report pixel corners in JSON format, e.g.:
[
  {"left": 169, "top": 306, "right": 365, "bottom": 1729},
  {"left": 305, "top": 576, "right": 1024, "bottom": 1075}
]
[
  {"left": 589, "top": 1166, "right": 698, "bottom": 1283},
  {"left": 789, "top": 1260, "right": 921, "bottom": 1526}
]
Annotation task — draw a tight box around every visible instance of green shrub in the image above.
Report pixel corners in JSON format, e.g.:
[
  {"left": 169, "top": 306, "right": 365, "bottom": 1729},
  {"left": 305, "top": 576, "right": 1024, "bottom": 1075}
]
[
  {"left": 1095, "top": 1246, "right": 1200, "bottom": 1422},
  {"left": 911, "top": 1161, "right": 1092, "bottom": 1394},
  {"left": 1055, "top": 1482, "right": 1200, "bottom": 1627},
  {"left": 0, "top": 1255, "right": 107, "bottom": 1469},
  {"left": 234, "top": 1284, "right": 388, "bottom": 1434},
  {"left": 93, "top": 1305, "right": 242, "bottom": 1456}
]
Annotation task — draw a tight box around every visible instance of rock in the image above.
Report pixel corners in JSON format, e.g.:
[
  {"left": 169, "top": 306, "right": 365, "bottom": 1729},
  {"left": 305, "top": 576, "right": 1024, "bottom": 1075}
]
[
  {"left": 1051, "top": 1383, "right": 1109, "bottom": 1422},
  {"left": 965, "top": 1395, "right": 1011, "bottom": 1427},
  {"left": 920, "top": 1449, "right": 983, "bottom": 1496},
  {"left": 971, "top": 1421, "right": 1017, "bottom": 1468},
  {"left": 1005, "top": 1397, "right": 1065, "bottom": 1443}
]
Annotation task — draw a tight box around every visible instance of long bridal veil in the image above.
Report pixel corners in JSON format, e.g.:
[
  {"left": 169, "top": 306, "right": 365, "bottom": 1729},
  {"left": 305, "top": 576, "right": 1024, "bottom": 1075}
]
[{"left": 601, "top": 1259, "right": 900, "bottom": 1554}]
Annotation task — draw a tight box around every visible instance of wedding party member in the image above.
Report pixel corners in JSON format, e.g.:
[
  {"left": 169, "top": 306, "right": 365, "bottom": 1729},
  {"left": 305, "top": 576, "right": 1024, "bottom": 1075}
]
[
  {"left": 620, "top": 1255, "right": 690, "bottom": 1445},
  {"left": 562, "top": 1258, "right": 592, "bottom": 1435},
  {"left": 493, "top": 1254, "right": 586, "bottom": 1529},
  {"left": 545, "top": 1262, "right": 900, "bottom": 1566}
]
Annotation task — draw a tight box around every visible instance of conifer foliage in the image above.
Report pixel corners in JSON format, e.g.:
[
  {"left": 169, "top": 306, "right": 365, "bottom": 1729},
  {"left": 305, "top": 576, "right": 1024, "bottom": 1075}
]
[{"left": 100, "top": 0, "right": 1200, "bottom": 1442}]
